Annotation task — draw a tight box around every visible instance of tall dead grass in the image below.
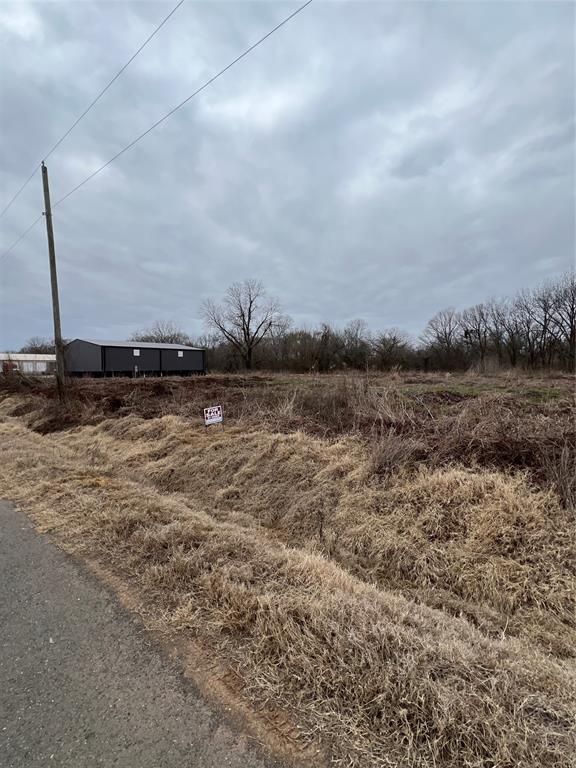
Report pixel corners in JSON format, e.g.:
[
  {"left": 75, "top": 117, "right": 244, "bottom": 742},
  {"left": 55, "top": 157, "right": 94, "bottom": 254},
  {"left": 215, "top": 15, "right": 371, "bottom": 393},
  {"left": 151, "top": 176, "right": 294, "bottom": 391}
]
[
  {"left": 542, "top": 442, "right": 576, "bottom": 512},
  {"left": 36, "top": 407, "right": 572, "bottom": 657},
  {"left": 0, "top": 415, "right": 575, "bottom": 767},
  {"left": 4, "top": 373, "right": 572, "bottom": 504}
]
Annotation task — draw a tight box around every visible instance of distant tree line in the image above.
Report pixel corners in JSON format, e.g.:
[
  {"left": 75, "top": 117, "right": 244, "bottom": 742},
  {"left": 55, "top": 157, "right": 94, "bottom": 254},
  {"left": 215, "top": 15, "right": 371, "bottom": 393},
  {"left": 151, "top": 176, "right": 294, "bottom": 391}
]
[
  {"left": 19, "top": 272, "right": 575, "bottom": 373},
  {"left": 195, "top": 273, "right": 575, "bottom": 373},
  {"left": 19, "top": 337, "right": 58, "bottom": 354},
  {"left": 419, "top": 271, "right": 575, "bottom": 372}
]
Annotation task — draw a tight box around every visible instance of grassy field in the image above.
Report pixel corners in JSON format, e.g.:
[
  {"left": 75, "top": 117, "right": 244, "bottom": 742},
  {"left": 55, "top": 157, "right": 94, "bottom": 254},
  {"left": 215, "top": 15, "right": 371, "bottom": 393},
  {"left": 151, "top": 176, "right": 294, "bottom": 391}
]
[{"left": 1, "top": 371, "right": 575, "bottom": 767}]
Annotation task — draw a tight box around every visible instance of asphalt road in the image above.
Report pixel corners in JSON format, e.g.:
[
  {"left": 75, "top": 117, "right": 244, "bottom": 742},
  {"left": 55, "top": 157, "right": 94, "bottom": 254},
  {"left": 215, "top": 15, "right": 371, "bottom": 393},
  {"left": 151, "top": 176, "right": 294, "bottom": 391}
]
[{"left": 0, "top": 500, "right": 282, "bottom": 768}]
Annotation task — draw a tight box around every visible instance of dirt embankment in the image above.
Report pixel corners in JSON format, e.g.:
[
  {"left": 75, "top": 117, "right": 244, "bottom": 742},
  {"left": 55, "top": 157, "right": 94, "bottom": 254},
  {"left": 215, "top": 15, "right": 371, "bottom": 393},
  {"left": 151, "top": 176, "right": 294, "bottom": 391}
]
[{"left": 1, "top": 388, "right": 575, "bottom": 768}]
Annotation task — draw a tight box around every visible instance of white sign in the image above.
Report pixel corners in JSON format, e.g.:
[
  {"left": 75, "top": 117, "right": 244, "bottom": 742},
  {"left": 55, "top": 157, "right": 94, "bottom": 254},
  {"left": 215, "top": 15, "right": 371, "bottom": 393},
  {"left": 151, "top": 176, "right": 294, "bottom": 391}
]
[{"left": 204, "top": 405, "right": 223, "bottom": 426}]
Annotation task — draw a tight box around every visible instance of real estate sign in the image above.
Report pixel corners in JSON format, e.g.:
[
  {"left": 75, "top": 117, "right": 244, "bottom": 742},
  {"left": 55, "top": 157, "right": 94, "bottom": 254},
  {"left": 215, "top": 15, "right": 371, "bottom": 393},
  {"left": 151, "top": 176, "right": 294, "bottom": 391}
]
[{"left": 203, "top": 405, "right": 223, "bottom": 426}]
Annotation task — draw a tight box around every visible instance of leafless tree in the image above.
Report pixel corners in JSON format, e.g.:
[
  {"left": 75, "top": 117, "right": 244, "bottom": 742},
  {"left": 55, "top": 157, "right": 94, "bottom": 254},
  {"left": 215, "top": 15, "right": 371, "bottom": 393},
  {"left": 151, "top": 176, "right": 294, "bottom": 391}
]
[
  {"left": 514, "top": 292, "right": 542, "bottom": 368},
  {"left": 191, "top": 273, "right": 576, "bottom": 373},
  {"left": 130, "top": 320, "right": 190, "bottom": 345},
  {"left": 461, "top": 304, "right": 490, "bottom": 368},
  {"left": 342, "top": 319, "right": 371, "bottom": 369},
  {"left": 313, "top": 323, "right": 345, "bottom": 372},
  {"left": 202, "top": 279, "right": 288, "bottom": 370},
  {"left": 489, "top": 299, "right": 522, "bottom": 367},
  {"left": 486, "top": 299, "right": 506, "bottom": 365},
  {"left": 289, "top": 329, "right": 322, "bottom": 372},
  {"left": 20, "top": 337, "right": 55, "bottom": 354},
  {"left": 534, "top": 283, "right": 559, "bottom": 368},
  {"left": 372, "top": 328, "right": 411, "bottom": 370},
  {"left": 421, "top": 308, "right": 463, "bottom": 366},
  {"left": 550, "top": 272, "right": 576, "bottom": 370},
  {"left": 423, "top": 308, "right": 460, "bottom": 350}
]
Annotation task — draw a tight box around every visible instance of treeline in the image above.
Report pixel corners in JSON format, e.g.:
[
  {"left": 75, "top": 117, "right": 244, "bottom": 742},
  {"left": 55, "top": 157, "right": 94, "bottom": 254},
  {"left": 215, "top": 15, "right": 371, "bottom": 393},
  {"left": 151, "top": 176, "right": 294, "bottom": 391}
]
[
  {"left": 19, "top": 272, "right": 575, "bottom": 373},
  {"left": 418, "top": 270, "right": 575, "bottom": 372},
  {"left": 197, "top": 272, "right": 575, "bottom": 373}
]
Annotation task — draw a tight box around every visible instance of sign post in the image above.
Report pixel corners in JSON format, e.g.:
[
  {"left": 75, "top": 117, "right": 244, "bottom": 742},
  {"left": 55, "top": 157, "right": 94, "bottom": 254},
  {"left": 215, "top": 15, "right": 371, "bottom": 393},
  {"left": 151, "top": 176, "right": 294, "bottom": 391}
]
[{"left": 203, "top": 405, "right": 223, "bottom": 428}]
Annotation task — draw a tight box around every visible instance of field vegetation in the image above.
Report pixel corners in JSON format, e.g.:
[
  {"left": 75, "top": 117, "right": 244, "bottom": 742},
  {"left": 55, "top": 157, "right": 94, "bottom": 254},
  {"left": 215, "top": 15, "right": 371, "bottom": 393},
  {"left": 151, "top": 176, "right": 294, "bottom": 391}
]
[{"left": 1, "top": 370, "right": 575, "bottom": 767}]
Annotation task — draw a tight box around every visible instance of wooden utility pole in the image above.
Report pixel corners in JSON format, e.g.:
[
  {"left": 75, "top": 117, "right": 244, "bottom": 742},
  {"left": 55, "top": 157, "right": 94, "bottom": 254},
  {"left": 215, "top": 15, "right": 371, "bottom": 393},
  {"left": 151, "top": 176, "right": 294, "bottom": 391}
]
[{"left": 41, "top": 162, "right": 66, "bottom": 402}]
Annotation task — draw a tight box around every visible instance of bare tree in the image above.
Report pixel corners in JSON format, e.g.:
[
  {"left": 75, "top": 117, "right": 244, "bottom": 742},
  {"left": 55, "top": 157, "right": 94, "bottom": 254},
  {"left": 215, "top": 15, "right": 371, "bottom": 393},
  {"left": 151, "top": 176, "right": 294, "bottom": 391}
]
[
  {"left": 20, "top": 337, "right": 55, "bottom": 354},
  {"left": 314, "top": 323, "right": 344, "bottom": 372},
  {"left": 461, "top": 304, "right": 490, "bottom": 368},
  {"left": 550, "top": 272, "right": 576, "bottom": 370},
  {"left": 489, "top": 298, "right": 523, "bottom": 367},
  {"left": 130, "top": 320, "right": 190, "bottom": 345},
  {"left": 202, "top": 279, "right": 288, "bottom": 370},
  {"left": 517, "top": 284, "right": 559, "bottom": 368},
  {"left": 271, "top": 329, "right": 319, "bottom": 372},
  {"left": 486, "top": 299, "right": 506, "bottom": 366},
  {"left": 197, "top": 273, "right": 574, "bottom": 373},
  {"left": 342, "top": 319, "right": 371, "bottom": 369},
  {"left": 514, "top": 292, "right": 541, "bottom": 368},
  {"left": 372, "top": 328, "right": 411, "bottom": 370},
  {"left": 421, "top": 308, "right": 463, "bottom": 367}
]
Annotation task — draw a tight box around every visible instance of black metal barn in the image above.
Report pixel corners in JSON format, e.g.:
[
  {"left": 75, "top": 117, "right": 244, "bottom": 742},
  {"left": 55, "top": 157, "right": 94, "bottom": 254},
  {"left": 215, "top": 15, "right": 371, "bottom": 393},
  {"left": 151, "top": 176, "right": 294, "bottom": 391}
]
[{"left": 64, "top": 339, "right": 205, "bottom": 377}]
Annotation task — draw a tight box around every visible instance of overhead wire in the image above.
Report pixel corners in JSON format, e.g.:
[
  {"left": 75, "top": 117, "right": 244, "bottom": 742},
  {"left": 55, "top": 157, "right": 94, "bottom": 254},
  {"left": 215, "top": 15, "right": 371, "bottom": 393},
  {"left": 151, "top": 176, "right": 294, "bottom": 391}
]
[
  {"left": 52, "top": 0, "right": 314, "bottom": 208},
  {"left": 0, "top": 216, "right": 44, "bottom": 260},
  {"left": 0, "top": 0, "right": 313, "bottom": 261},
  {"left": 0, "top": 0, "right": 185, "bottom": 221}
]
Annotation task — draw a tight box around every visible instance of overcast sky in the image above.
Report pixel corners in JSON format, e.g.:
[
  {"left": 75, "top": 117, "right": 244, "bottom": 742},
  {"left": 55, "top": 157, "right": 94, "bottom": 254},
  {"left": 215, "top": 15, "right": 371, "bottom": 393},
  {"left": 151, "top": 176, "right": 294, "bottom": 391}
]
[{"left": 0, "top": 0, "right": 574, "bottom": 349}]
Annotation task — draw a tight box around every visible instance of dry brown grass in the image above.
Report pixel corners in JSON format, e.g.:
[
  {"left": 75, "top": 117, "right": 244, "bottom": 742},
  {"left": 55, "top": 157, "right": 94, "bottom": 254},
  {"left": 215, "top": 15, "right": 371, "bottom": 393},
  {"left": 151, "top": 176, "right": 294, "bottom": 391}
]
[
  {"left": 41, "top": 410, "right": 572, "bottom": 657},
  {"left": 1, "top": 397, "right": 575, "bottom": 767},
  {"left": 3, "top": 372, "right": 573, "bottom": 500},
  {"left": 542, "top": 442, "right": 576, "bottom": 512}
]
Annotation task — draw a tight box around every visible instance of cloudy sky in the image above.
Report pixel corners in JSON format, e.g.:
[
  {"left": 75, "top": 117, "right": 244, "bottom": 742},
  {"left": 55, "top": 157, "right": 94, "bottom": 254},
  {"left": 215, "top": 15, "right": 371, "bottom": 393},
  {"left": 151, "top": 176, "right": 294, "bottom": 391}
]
[{"left": 0, "top": 0, "right": 574, "bottom": 349}]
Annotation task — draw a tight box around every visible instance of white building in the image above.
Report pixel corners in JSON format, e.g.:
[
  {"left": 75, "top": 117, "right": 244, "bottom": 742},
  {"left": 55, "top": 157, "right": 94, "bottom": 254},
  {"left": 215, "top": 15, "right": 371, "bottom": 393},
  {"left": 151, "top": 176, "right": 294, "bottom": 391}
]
[{"left": 0, "top": 353, "right": 56, "bottom": 374}]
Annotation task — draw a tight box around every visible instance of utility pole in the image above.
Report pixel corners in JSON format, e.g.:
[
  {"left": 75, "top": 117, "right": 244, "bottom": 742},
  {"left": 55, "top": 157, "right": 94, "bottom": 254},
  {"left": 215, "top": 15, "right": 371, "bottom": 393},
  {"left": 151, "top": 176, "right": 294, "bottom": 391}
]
[{"left": 41, "top": 162, "right": 66, "bottom": 402}]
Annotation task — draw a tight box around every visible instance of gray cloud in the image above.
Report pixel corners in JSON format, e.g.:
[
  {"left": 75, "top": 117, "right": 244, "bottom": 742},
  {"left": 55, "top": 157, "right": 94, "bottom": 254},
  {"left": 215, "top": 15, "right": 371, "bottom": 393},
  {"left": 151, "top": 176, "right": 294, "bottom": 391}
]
[
  {"left": 0, "top": 0, "right": 574, "bottom": 349},
  {"left": 391, "top": 138, "right": 453, "bottom": 179}
]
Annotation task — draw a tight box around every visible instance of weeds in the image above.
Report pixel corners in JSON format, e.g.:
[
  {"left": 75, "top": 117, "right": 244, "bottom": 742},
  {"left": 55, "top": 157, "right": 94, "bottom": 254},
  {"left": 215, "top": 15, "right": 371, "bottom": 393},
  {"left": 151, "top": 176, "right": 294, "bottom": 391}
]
[
  {"left": 6, "top": 372, "right": 573, "bottom": 500},
  {"left": 542, "top": 442, "right": 576, "bottom": 512},
  {"left": 0, "top": 416, "right": 574, "bottom": 767},
  {"left": 370, "top": 431, "right": 425, "bottom": 480},
  {"left": 3, "top": 393, "right": 574, "bottom": 655},
  {"left": 78, "top": 414, "right": 576, "bottom": 656}
]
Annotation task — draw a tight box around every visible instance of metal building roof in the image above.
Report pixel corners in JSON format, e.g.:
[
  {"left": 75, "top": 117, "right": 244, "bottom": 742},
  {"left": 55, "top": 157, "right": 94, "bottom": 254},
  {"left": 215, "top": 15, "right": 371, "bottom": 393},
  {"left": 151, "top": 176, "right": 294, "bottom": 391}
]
[
  {"left": 68, "top": 339, "right": 202, "bottom": 351},
  {"left": 0, "top": 353, "right": 56, "bottom": 361}
]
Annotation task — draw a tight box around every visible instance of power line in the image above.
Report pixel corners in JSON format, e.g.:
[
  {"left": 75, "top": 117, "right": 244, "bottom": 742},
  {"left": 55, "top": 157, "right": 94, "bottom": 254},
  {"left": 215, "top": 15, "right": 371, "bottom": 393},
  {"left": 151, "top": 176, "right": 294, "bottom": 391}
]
[
  {"left": 0, "top": 0, "right": 185, "bottom": 222},
  {"left": 52, "top": 0, "right": 314, "bottom": 207},
  {"left": 0, "top": 216, "right": 43, "bottom": 261},
  {"left": 0, "top": 0, "right": 313, "bottom": 261},
  {"left": 0, "top": 167, "right": 40, "bottom": 223}
]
